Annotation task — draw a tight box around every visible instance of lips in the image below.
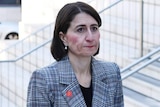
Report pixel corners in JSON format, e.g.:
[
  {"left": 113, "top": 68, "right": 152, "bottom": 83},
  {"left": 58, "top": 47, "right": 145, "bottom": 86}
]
[
  {"left": 84, "top": 43, "right": 98, "bottom": 49},
  {"left": 85, "top": 44, "right": 96, "bottom": 48},
  {"left": 86, "top": 46, "right": 94, "bottom": 48}
]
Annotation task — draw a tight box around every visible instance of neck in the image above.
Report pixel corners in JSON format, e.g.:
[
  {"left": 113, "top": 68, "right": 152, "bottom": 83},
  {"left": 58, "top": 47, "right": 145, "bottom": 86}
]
[
  {"left": 68, "top": 53, "right": 92, "bottom": 87},
  {"left": 68, "top": 54, "right": 91, "bottom": 74}
]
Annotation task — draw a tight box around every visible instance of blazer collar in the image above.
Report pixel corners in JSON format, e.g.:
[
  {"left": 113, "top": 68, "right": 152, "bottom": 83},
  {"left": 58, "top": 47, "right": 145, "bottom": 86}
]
[
  {"left": 91, "top": 58, "right": 113, "bottom": 106},
  {"left": 57, "top": 56, "right": 108, "bottom": 84},
  {"left": 57, "top": 56, "right": 112, "bottom": 106},
  {"left": 57, "top": 56, "right": 77, "bottom": 85},
  {"left": 57, "top": 56, "right": 86, "bottom": 106},
  {"left": 91, "top": 58, "right": 109, "bottom": 81}
]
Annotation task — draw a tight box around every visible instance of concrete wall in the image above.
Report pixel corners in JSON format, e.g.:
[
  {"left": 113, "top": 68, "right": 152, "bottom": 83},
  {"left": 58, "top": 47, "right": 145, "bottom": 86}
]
[
  {"left": 19, "top": 0, "right": 105, "bottom": 39},
  {"left": 0, "top": 6, "right": 21, "bottom": 22}
]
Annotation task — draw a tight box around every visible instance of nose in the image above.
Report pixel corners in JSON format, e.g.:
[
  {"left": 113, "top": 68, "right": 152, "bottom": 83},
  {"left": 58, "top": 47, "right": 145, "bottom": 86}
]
[{"left": 85, "top": 29, "right": 94, "bottom": 41}]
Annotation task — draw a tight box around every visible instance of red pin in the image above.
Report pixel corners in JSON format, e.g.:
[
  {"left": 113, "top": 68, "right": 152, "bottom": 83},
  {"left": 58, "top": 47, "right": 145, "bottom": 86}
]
[{"left": 66, "top": 90, "right": 72, "bottom": 97}]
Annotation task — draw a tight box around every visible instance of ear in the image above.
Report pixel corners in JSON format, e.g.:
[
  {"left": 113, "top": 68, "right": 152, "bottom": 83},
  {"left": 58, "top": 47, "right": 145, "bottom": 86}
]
[{"left": 59, "top": 31, "right": 68, "bottom": 46}]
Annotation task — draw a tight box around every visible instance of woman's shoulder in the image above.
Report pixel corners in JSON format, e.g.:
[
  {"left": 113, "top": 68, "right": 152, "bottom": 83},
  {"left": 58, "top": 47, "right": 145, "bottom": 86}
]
[
  {"left": 93, "top": 57, "right": 119, "bottom": 68},
  {"left": 32, "top": 58, "right": 69, "bottom": 77},
  {"left": 31, "top": 61, "right": 59, "bottom": 78},
  {"left": 92, "top": 57, "right": 121, "bottom": 76}
]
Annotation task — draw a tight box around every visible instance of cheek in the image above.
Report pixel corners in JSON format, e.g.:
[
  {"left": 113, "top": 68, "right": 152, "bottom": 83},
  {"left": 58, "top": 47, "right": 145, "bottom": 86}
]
[
  {"left": 67, "top": 36, "right": 78, "bottom": 44},
  {"left": 95, "top": 34, "right": 100, "bottom": 42},
  {"left": 98, "top": 34, "right": 100, "bottom": 39}
]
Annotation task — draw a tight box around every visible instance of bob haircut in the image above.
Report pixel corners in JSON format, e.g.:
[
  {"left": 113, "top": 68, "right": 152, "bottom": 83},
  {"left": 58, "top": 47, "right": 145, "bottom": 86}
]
[{"left": 51, "top": 2, "right": 102, "bottom": 61}]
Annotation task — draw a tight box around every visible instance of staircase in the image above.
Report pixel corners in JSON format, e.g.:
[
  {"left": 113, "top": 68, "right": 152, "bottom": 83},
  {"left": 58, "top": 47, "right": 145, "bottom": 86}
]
[
  {"left": 121, "top": 47, "right": 160, "bottom": 107},
  {"left": 0, "top": 23, "right": 54, "bottom": 107},
  {"left": 0, "top": 0, "right": 160, "bottom": 107},
  {"left": 123, "top": 62, "right": 160, "bottom": 107}
]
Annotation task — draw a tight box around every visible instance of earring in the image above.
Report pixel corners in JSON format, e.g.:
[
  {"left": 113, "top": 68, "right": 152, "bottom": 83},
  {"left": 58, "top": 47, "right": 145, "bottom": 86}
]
[{"left": 65, "top": 46, "right": 67, "bottom": 50}]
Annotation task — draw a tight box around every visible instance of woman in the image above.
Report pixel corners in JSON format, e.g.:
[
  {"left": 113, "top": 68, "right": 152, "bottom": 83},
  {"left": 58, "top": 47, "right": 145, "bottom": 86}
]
[{"left": 27, "top": 2, "right": 124, "bottom": 107}]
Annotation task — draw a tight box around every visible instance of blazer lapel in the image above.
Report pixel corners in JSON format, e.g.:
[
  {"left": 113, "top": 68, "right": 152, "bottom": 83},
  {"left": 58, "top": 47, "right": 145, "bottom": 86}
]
[
  {"left": 91, "top": 58, "right": 113, "bottom": 107},
  {"left": 61, "top": 81, "right": 86, "bottom": 107},
  {"left": 57, "top": 57, "right": 114, "bottom": 107},
  {"left": 58, "top": 58, "right": 86, "bottom": 107}
]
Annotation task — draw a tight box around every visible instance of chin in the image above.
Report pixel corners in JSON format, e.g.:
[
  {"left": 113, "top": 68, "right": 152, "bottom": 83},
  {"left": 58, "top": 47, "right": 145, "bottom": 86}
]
[{"left": 84, "top": 53, "right": 96, "bottom": 57}]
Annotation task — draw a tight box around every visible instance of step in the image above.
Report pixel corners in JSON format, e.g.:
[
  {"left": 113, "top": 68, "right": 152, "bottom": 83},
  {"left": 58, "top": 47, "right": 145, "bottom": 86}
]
[
  {"left": 123, "top": 72, "right": 160, "bottom": 101},
  {"left": 0, "top": 94, "right": 18, "bottom": 107},
  {"left": 97, "top": 36, "right": 138, "bottom": 67},
  {"left": 0, "top": 40, "right": 54, "bottom": 71},
  {"left": 0, "top": 80, "right": 26, "bottom": 107},
  {"left": 101, "top": 15, "right": 160, "bottom": 46},
  {"left": 0, "top": 46, "right": 54, "bottom": 106},
  {"left": 0, "top": 62, "right": 31, "bottom": 107},
  {"left": 0, "top": 40, "right": 19, "bottom": 60},
  {"left": 99, "top": 34, "right": 139, "bottom": 58},
  {"left": 0, "top": 36, "right": 50, "bottom": 61},
  {"left": 123, "top": 87, "right": 160, "bottom": 107},
  {"left": 15, "top": 46, "right": 55, "bottom": 72},
  {"left": 139, "top": 61, "right": 160, "bottom": 81}
]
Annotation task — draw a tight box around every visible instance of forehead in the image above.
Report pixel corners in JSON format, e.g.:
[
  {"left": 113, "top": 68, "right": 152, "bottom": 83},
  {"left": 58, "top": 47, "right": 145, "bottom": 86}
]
[{"left": 70, "top": 12, "right": 98, "bottom": 27}]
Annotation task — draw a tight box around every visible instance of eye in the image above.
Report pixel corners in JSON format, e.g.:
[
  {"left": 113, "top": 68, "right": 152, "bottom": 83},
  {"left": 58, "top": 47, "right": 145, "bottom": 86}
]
[
  {"left": 77, "top": 27, "right": 85, "bottom": 33},
  {"left": 91, "top": 26, "right": 98, "bottom": 32}
]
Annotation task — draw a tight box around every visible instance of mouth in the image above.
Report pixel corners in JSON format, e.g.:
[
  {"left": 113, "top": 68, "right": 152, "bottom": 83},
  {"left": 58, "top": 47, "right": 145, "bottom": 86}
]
[
  {"left": 87, "top": 46, "right": 94, "bottom": 48},
  {"left": 85, "top": 45, "right": 95, "bottom": 48}
]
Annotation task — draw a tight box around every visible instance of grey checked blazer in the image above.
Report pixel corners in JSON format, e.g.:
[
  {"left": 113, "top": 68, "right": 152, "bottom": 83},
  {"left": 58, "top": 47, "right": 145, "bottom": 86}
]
[{"left": 27, "top": 56, "right": 124, "bottom": 107}]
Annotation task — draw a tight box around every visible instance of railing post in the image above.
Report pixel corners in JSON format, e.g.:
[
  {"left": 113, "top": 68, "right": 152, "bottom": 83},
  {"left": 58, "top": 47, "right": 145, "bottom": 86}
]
[{"left": 139, "top": 0, "right": 144, "bottom": 57}]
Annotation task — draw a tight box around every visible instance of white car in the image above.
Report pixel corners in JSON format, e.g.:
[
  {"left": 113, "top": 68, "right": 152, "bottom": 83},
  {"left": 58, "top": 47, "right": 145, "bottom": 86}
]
[{"left": 0, "top": 22, "right": 19, "bottom": 40}]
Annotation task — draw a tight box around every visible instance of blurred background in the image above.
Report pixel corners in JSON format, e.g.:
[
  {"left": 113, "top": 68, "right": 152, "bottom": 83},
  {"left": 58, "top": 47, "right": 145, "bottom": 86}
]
[{"left": 0, "top": 0, "right": 160, "bottom": 107}]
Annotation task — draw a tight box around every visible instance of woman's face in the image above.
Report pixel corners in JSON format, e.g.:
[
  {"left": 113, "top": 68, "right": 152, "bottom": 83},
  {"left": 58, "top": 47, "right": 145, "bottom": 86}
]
[{"left": 60, "top": 12, "right": 100, "bottom": 57}]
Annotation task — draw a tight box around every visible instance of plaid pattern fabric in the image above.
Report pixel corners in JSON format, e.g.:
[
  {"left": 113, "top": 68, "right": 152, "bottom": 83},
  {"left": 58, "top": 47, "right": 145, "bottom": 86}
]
[{"left": 27, "top": 56, "right": 124, "bottom": 107}]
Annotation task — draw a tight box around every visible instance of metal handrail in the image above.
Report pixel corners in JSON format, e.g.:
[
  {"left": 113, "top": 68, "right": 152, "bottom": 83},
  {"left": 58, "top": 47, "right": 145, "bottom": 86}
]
[
  {"left": 0, "top": 22, "right": 54, "bottom": 53},
  {"left": 0, "top": 39, "right": 51, "bottom": 62},
  {"left": 121, "top": 47, "right": 160, "bottom": 80},
  {"left": 99, "top": 0, "right": 123, "bottom": 14},
  {"left": 121, "top": 47, "right": 160, "bottom": 72},
  {"left": 122, "top": 55, "right": 160, "bottom": 80},
  {"left": 87, "top": 0, "right": 95, "bottom": 4}
]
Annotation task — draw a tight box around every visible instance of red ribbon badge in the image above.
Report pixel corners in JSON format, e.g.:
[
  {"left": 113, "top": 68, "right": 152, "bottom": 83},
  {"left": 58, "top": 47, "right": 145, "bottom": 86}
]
[{"left": 66, "top": 90, "right": 72, "bottom": 97}]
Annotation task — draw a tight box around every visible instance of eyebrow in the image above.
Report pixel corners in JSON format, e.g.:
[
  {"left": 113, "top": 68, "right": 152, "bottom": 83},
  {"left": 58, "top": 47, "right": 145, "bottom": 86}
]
[{"left": 76, "top": 24, "right": 99, "bottom": 28}]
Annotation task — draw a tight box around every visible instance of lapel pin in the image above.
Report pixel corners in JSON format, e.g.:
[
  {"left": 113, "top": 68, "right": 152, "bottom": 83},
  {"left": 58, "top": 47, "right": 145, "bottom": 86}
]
[{"left": 66, "top": 90, "right": 72, "bottom": 97}]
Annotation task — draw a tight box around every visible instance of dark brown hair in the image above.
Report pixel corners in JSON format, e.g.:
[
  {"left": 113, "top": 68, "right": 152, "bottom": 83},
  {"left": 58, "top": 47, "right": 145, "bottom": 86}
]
[{"left": 51, "top": 2, "right": 102, "bottom": 61}]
